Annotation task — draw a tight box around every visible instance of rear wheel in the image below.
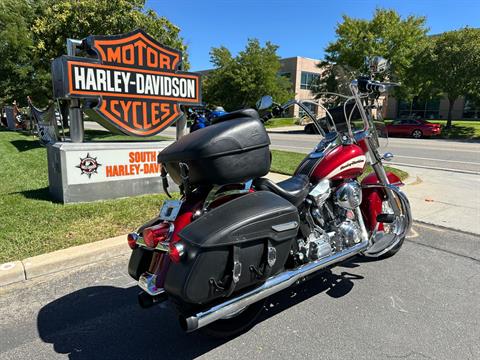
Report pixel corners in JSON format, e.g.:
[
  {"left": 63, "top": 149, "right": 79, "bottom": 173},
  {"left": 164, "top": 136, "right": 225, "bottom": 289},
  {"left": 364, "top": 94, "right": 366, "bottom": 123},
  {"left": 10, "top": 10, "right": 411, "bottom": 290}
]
[
  {"left": 411, "top": 129, "right": 423, "bottom": 138},
  {"left": 200, "top": 300, "right": 266, "bottom": 338}
]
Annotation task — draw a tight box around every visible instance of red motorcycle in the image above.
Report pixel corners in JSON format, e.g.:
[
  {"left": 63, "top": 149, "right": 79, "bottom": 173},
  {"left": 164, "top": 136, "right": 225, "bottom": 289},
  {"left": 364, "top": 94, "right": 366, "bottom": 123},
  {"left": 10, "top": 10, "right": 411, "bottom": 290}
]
[{"left": 126, "top": 59, "right": 411, "bottom": 337}]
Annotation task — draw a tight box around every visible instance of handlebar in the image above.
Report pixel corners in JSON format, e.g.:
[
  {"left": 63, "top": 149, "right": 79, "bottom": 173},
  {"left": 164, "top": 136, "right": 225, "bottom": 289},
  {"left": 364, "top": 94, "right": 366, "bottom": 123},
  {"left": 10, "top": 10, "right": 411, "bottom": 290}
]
[
  {"left": 260, "top": 76, "right": 400, "bottom": 139},
  {"left": 352, "top": 77, "right": 399, "bottom": 94},
  {"left": 365, "top": 81, "right": 387, "bottom": 93}
]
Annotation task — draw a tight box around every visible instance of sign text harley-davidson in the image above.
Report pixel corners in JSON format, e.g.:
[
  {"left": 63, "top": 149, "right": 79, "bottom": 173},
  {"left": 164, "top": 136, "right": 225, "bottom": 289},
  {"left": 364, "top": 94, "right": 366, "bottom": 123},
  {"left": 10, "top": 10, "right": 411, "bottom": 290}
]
[{"left": 52, "top": 29, "right": 201, "bottom": 136}]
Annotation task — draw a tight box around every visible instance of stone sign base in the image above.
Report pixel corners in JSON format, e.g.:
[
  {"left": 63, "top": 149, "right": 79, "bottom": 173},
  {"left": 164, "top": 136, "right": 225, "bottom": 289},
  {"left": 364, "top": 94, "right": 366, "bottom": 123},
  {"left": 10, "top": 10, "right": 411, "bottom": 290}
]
[{"left": 47, "top": 141, "right": 178, "bottom": 203}]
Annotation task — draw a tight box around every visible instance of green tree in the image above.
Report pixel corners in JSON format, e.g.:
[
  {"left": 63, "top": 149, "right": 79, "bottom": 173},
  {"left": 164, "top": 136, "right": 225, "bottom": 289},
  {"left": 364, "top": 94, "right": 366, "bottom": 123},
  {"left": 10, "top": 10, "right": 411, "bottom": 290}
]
[
  {"left": 0, "top": 0, "right": 186, "bottom": 107},
  {"left": 418, "top": 28, "right": 480, "bottom": 127},
  {"left": 316, "top": 9, "right": 429, "bottom": 100},
  {"left": 203, "top": 39, "right": 293, "bottom": 111},
  {"left": 0, "top": 0, "right": 36, "bottom": 106}
]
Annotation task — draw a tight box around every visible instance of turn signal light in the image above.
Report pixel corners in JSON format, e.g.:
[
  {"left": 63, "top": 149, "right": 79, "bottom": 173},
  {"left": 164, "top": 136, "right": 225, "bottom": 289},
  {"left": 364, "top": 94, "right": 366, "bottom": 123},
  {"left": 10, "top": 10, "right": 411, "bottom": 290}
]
[
  {"left": 127, "top": 233, "right": 139, "bottom": 249},
  {"left": 143, "top": 223, "right": 172, "bottom": 248},
  {"left": 169, "top": 242, "right": 185, "bottom": 263}
]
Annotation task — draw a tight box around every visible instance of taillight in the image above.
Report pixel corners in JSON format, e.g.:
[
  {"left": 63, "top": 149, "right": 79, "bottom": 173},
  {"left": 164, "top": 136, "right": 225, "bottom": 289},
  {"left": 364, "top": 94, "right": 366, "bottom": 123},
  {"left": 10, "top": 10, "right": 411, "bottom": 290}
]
[
  {"left": 127, "top": 233, "right": 138, "bottom": 249},
  {"left": 169, "top": 242, "right": 185, "bottom": 263},
  {"left": 143, "top": 223, "right": 172, "bottom": 248}
]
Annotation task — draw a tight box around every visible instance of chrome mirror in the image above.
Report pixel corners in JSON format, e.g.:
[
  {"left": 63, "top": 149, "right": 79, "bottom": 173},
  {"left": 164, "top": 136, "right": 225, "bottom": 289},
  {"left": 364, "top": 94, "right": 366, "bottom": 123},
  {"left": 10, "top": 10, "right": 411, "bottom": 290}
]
[
  {"left": 367, "top": 56, "right": 389, "bottom": 74},
  {"left": 382, "top": 152, "right": 394, "bottom": 161},
  {"left": 256, "top": 95, "right": 273, "bottom": 110}
]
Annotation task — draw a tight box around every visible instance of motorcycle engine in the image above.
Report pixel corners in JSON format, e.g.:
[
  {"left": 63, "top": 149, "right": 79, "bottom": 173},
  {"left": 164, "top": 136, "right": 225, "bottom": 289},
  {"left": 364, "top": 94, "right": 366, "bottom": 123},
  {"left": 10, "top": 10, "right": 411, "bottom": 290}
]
[{"left": 296, "top": 179, "right": 364, "bottom": 263}]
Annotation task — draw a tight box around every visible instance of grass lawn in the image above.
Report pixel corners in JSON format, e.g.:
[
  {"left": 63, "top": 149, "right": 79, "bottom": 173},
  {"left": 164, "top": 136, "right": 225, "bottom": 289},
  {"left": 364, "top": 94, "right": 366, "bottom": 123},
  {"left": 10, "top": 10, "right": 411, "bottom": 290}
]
[
  {"left": 0, "top": 129, "right": 407, "bottom": 263},
  {"left": 434, "top": 120, "right": 480, "bottom": 140},
  {"left": 271, "top": 149, "right": 409, "bottom": 181},
  {"left": 264, "top": 118, "right": 297, "bottom": 128},
  {"left": 0, "top": 129, "right": 172, "bottom": 263}
]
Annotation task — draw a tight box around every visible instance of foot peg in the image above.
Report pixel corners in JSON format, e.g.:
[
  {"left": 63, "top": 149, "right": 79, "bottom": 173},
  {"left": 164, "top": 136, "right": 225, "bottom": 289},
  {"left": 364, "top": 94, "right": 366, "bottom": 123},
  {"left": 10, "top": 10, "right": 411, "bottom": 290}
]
[{"left": 376, "top": 213, "right": 396, "bottom": 223}]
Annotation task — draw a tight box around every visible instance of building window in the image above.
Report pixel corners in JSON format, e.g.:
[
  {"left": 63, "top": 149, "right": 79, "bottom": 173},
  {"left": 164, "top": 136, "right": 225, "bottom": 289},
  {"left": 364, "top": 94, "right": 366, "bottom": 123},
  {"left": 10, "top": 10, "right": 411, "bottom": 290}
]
[
  {"left": 397, "top": 97, "right": 440, "bottom": 119},
  {"left": 300, "top": 71, "right": 320, "bottom": 90},
  {"left": 278, "top": 72, "right": 291, "bottom": 80},
  {"left": 299, "top": 102, "right": 317, "bottom": 118},
  {"left": 463, "top": 96, "right": 480, "bottom": 119}
]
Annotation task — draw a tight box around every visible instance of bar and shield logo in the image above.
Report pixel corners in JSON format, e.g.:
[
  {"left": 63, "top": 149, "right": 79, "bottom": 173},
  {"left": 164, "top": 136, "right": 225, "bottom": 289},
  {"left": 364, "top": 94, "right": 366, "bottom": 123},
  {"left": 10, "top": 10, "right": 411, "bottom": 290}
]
[{"left": 52, "top": 29, "right": 202, "bottom": 136}]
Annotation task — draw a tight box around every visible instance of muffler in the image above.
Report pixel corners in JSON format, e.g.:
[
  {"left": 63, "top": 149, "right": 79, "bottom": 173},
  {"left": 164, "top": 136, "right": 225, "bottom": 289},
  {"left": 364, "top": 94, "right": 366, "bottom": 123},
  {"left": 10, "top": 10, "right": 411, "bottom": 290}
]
[{"left": 179, "top": 240, "right": 368, "bottom": 332}]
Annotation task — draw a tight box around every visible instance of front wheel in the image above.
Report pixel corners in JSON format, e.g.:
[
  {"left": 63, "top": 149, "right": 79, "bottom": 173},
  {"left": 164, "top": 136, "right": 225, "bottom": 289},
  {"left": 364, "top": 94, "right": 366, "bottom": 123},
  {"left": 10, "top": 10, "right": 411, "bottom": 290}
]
[
  {"left": 363, "top": 187, "right": 412, "bottom": 260},
  {"left": 363, "top": 234, "right": 406, "bottom": 259},
  {"left": 200, "top": 300, "right": 266, "bottom": 338}
]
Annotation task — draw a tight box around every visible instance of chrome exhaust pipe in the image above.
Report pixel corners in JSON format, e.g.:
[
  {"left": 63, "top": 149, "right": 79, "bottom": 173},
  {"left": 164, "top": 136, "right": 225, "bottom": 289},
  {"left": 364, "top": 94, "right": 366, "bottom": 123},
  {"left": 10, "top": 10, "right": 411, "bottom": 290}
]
[{"left": 180, "top": 240, "right": 368, "bottom": 332}]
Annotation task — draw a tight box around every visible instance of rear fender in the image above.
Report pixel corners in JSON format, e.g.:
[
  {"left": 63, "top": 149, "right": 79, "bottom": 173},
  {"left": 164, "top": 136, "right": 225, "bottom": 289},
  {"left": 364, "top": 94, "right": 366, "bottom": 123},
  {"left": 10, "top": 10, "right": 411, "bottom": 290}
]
[
  {"left": 128, "top": 199, "right": 198, "bottom": 285},
  {"left": 360, "top": 172, "right": 403, "bottom": 231},
  {"left": 150, "top": 200, "right": 198, "bottom": 288}
]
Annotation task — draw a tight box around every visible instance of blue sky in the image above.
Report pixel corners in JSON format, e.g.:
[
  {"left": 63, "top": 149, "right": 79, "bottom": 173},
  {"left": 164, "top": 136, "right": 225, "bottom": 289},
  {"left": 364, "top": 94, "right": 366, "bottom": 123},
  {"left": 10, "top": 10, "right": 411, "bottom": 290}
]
[{"left": 146, "top": 0, "right": 480, "bottom": 71}]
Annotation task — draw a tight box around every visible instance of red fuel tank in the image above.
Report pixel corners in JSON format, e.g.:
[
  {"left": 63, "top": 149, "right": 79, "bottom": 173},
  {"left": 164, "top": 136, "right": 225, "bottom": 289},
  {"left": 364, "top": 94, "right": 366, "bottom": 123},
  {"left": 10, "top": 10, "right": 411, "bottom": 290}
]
[{"left": 295, "top": 144, "right": 366, "bottom": 182}]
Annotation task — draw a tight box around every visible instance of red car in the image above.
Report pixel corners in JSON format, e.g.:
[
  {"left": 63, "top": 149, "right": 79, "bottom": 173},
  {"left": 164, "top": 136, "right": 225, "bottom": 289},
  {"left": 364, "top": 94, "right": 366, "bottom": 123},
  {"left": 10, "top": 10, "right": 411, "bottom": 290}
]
[{"left": 386, "top": 119, "right": 442, "bottom": 138}]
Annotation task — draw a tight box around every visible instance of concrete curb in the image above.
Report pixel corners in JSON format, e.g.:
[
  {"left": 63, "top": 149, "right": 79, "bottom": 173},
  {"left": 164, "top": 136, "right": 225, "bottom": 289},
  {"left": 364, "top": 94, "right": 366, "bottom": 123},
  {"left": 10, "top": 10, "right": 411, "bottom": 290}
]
[
  {"left": 401, "top": 173, "right": 422, "bottom": 186},
  {"left": 413, "top": 220, "right": 480, "bottom": 238},
  {"left": 0, "top": 234, "right": 129, "bottom": 288},
  {"left": 0, "top": 261, "right": 25, "bottom": 287}
]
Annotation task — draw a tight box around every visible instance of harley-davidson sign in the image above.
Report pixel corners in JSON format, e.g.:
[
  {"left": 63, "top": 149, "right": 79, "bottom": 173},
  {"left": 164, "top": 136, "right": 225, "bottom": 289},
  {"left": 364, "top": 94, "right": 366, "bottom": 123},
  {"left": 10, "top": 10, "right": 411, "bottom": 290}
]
[{"left": 52, "top": 29, "right": 202, "bottom": 136}]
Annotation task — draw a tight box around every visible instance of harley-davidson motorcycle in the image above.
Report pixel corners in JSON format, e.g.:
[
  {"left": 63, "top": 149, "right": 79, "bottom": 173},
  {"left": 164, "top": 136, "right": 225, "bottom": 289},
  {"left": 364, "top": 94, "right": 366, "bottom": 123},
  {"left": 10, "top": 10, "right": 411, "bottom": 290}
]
[{"left": 126, "top": 57, "right": 412, "bottom": 337}]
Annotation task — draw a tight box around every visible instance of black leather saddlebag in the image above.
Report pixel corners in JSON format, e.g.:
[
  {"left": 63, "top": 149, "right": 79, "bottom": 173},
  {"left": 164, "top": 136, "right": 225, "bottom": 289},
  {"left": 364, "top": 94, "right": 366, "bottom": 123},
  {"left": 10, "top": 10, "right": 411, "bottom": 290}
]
[
  {"left": 164, "top": 191, "right": 299, "bottom": 304},
  {"left": 158, "top": 113, "right": 270, "bottom": 186}
]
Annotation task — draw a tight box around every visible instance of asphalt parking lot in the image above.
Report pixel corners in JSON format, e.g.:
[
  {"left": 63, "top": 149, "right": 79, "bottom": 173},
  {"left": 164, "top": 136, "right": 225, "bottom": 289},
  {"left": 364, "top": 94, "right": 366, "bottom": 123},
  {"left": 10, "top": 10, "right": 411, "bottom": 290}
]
[{"left": 1, "top": 223, "right": 478, "bottom": 360}]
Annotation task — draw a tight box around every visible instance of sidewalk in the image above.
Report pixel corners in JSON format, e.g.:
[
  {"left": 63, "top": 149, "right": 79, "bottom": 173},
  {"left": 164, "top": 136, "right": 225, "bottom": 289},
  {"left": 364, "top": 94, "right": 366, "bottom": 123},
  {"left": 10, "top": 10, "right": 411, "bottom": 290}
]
[
  {"left": 266, "top": 172, "right": 289, "bottom": 182},
  {"left": 397, "top": 165, "right": 480, "bottom": 235},
  {"left": 266, "top": 125, "right": 304, "bottom": 133}
]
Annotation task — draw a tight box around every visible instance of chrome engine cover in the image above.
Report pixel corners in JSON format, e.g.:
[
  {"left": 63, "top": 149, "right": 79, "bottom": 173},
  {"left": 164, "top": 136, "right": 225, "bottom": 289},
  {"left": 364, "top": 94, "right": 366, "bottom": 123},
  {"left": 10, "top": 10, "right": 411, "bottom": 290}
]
[
  {"left": 307, "top": 232, "right": 332, "bottom": 260},
  {"left": 334, "top": 181, "right": 362, "bottom": 210},
  {"left": 297, "top": 231, "right": 332, "bottom": 262},
  {"left": 300, "top": 180, "right": 365, "bottom": 263},
  {"left": 309, "top": 179, "right": 331, "bottom": 207},
  {"left": 338, "top": 219, "right": 362, "bottom": 246}
]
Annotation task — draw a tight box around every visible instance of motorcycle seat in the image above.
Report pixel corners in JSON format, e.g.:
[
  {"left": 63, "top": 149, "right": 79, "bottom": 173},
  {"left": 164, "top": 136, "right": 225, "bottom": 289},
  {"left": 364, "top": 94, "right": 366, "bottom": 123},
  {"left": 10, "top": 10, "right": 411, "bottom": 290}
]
[{"left": 253, "top": 175, "right": 309, "bottom": 207}]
